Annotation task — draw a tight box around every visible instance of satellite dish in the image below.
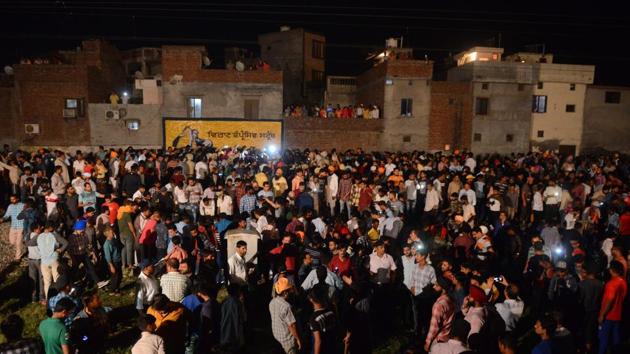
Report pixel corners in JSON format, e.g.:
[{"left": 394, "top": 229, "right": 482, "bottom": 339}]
[
  {"left": 235, "top": 61, "right": 245, "bottom": 72},
  {"left": 4, "top": 66, "right": 14, "bottom": 75},
  {"left": 202, "top": 56, "right": 212, "bottom": 67},
  {"left": 134, "top": 70, "right": 144, "bottom": 79}
]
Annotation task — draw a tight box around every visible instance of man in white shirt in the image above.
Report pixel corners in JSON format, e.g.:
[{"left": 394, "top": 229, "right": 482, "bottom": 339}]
[
  {"left": 132, "top": 314, "right": 165, "bottom": 354},
  {"left": 543, "top": 180, "right": 562, "bottom": 222},
  {"left": 72, "top": 153, "right": 86, "bottom": 175},
  {"left": 369, "top": 240, "right": 397, "bottom": 284},
  {"left": 194, "top": 160, "right": 209, "bottom": 180},
  {"left": 458, "top": 182, "right": 476, "bottom": 206},
  {"left": 494, "top": 283, "right": 524, "bottom": 331},
  {"left": 136, "top": 261, "right": 160, "bottom": 312},
  {"left": 216, "top": 187, "right": 233, "bottom": 216},
  {"left": 227, "top": 241, "right": 249, "bottom": 286},
  {"left": 424, "top": 183, "right": 440, "bottom": 216},
  {"left": 325, "top": 171, "right": 338, "bottom": 216}
]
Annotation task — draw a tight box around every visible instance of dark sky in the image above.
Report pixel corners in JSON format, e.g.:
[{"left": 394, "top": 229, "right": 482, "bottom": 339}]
[{"left": 1, "top": 1, "right": 629, "bottom": 85}]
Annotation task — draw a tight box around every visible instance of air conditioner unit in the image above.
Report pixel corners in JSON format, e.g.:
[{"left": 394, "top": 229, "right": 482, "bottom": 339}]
[
  {"left": 24, "top": 123, "right": 40, "bottom": 134},
  {"left": 106, "top": 110, "right": 120, "bottom": 120},
  {"left": 63, "top": 108, "right": 77, "bottom": 118}
]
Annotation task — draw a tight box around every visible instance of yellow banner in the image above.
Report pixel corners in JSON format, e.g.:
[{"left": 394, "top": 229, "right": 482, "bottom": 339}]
[{"left": 164, "top": 119, "right": 282, "bottom": 149}]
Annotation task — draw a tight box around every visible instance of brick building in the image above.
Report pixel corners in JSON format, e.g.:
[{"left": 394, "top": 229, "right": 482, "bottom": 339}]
[{"left": 6, "top": 39, "right": 126, "bottom": 148}]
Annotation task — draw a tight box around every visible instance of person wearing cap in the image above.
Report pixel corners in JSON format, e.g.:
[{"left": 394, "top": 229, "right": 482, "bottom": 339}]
[
  {"left": 462, "top": 285, "right": 488, "bottom": 336},
  {"left": 425, "top": 277, "right": 456, "bottom": 352},
  {"left": 131, "top": 314, "right": 165, "bottom": 354},
  {"left": 67, "top": 219, "right": 102, "bottom": 288},
  {"left": 269, "top": 277, "right": 301, "bottom": 353}
]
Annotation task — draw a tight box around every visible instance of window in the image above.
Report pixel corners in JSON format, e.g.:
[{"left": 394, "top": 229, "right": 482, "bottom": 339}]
[
  {"left": 126, "top": 119, "right": 140, "bottom": 131},
  {"left": 566, "top": 104, "right": 576, "bottom": 112},
  {"left": 569, "top": 83, "right": 576, "bottom": 91},
  {"left": 475, "top": 97, "right": 489, "bottom": 115},
  {"left": 400, "top": 98, "right": 413, "bottom": 117},
  {"left": 537, "top": 82, "right": 544, "bottom": 89},
  {"left": 187, "top": 97, "right": 203, "bottom": 118},
  {"left": 63, "top": 98, "right": 85, "bottom": 117},
  {"left": 506, "top": 134, "right": 514, "bottom": 142},
  {"left": 532, "top": 95, "right": 547, "bottom": 113},
  {"left": 312, "top": 70, "right": 324, "bottom": 83},
  {"left": 481, "top": 83, "right": 489, "bottom": 90},
  {"left": 537, "top": 130, "right": 544, "bottom": 138},
  {"left": 474, "top": 133, "right": 482, "bottom": 142},
  {"left": 605, "top": 91, "right": 621, "bottom": 104},
  {"left": 408, "top": 80, "right": 413, "bottom": 86},
  {"left": 65, "top": 99, "right": 78, "bottom": 109},
  {"left": 244, "top": 99, "right": 259, "bottom": 119},
  {"left": 518, "top": 84, "right": 525, "bottom": 91},
  {"left": 312, "top": 40, "right": 325, "bottom": 59},
  {"left": 403, "top": 135, "right": 411, "bottom": 143}
]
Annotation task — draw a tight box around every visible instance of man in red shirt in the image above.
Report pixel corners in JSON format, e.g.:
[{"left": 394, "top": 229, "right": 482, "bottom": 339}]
[
  {"left": 102, "top": 193, "right": 119, "bottom": 226},
  {"left": 328, "top": 242, "right": 351, "bottom": 278},
  {"left": 598, "top": 260, "right": 627, "bottom": 354}
]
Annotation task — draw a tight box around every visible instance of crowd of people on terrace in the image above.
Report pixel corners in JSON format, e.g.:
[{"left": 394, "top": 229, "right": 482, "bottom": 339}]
[
  {"left": 0, "top": 143, "right": 629, "bottom": 354},
  {"left": 284, "top": 103, "right": 381, "bottom": 119}
]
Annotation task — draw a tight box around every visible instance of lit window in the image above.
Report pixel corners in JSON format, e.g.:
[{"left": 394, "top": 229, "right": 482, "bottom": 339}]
[
  {"left": 65, "top": 99, "right": 78, "bottom": 108},
  {"left": 400, "top": 98, "right": 413, "bottom": 117},
  {"left": 126, "top": 119, "right": 140, "bottom": 130},
  {"left": 532, "top": 95, "right": 547, "bottom": 113},
  {"left": 187, "top": 97, "right": 202, "bottom": 118}
]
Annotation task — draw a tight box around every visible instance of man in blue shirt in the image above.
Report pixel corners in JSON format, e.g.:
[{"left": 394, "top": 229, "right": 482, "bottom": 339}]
[
  {"left": 2, "top": 194, "right": 25, "bottom": 260},
  {"left": 532, "top": 314, "right": 556, "bottom": 354}
]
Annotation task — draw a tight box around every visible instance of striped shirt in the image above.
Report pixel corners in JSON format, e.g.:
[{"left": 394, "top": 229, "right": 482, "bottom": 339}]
[{"left": 426, "top": 294, "right": 455, "bottom": 348}]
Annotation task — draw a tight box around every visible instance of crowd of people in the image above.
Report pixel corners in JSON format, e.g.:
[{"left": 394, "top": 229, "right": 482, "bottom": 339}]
[
  {"left": 284, "top": 104, "right": 381, "bottom": 119},
  {"left": 0, "top": 144, "right": 629, "bottom": 354}
]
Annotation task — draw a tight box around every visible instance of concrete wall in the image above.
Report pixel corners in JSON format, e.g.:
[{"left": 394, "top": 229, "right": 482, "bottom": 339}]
[
  {"left": 285, "top": 117, "right": 383, "bottom": 151},
  {"left": 259, "top": 29, "right": 308, "bottom": 105},
  {"left": 325, "top": 76, "right": 356, "bottom": 107},
  {"left": 88, "top": 103, "right": 162, "bottom": 148},
  {"left": 531, "top": 82, "right": 588, "bottom": 153},
  {"left": 583, "top": 86, "right": 630, "bottom": 153},
  {"left": 161, "top": 82, "right": 282, "bottom": 119},
  {"left": 471, "top": 82, "right": 533, "bottom": 154},
  {"left": 382, "top": 77, "right": 432, "bottom": 151}
]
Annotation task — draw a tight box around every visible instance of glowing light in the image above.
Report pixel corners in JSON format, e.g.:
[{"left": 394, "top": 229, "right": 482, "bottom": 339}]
[
  {"left": 267, "top": 144, "right": 278, "bottom": 154},
  {"left": 554, "top": 247, "right": 563, "bottom": 255},
  {"left": 469, "top": 51, "right": 478, "bottom": 61},
  {"left": 123, "top": 91, "right": 129, "bottom": 97}
]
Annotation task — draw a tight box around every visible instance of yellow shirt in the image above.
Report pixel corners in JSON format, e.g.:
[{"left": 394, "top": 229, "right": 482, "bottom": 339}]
[{"left": 367, "top": 228, "right": 380, "bottom": 245}]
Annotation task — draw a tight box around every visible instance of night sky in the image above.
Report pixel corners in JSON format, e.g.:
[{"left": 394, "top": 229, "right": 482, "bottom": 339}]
[{"left": 1, "top": 1, "right": 629, "bottom": 85}]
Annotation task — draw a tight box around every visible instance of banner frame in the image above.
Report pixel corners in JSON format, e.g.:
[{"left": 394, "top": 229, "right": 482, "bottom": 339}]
[{"left": 162, "top": 117, "right": 284, "bottom": 150}]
